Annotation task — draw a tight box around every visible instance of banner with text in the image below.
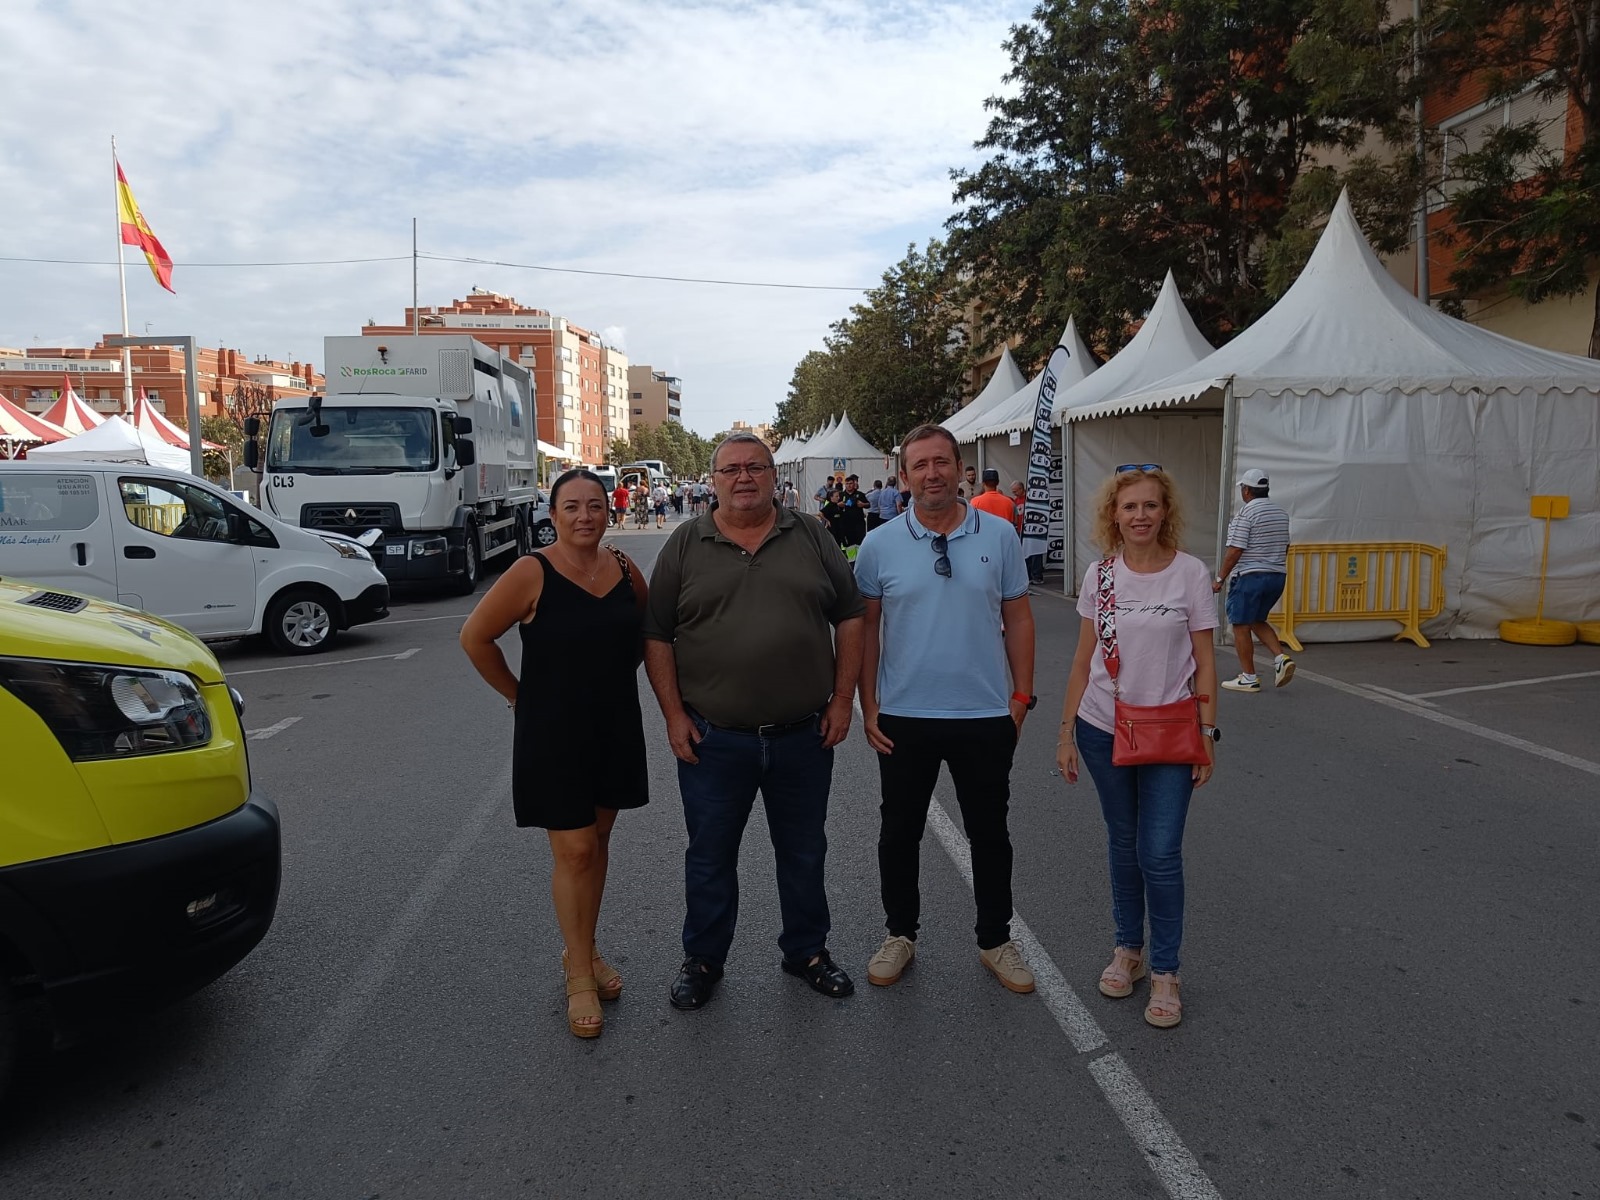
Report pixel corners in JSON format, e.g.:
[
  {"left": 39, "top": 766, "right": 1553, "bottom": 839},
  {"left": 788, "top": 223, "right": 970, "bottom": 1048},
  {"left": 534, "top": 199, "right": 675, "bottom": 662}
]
[{"left": 1022, "top": 344, "right": 1071, "bottom": 559}]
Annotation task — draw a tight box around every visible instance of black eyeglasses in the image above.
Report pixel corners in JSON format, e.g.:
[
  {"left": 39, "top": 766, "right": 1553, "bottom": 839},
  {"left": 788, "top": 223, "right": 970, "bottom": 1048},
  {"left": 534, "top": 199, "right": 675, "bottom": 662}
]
[
  {"left": 1115, "top": 463, "right": 1162, "bottom": 473},
  {"left": 711, "top": 463, "right": 774, "bottom": 479},
  {"left": 932, "top": 533, "right": 952, "bottom": 579}
]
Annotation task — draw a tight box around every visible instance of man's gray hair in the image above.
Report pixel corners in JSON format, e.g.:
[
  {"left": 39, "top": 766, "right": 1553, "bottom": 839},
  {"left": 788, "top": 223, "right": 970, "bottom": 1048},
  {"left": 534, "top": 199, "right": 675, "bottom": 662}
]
[{"left": 712, "top": 431, "right": 775, "bottom": 469}]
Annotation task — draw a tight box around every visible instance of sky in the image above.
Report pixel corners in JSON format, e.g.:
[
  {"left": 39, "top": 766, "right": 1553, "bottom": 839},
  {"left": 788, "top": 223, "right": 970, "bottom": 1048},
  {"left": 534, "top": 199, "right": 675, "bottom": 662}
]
[{"left": 0, "top": 0, "right": 1034, "bottom": 437}]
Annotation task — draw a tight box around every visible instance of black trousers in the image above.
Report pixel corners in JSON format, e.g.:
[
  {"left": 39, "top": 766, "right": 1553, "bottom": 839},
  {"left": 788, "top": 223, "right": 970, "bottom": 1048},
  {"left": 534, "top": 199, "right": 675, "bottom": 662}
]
[{"left": 875, "top": 714, "right": 1017, "bottom": 950}]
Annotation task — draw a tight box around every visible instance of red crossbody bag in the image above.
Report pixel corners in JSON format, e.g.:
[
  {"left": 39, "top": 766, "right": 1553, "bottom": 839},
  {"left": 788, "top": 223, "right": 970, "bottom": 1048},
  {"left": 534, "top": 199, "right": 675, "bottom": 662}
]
[{"left": 1096, "top": 557, "right": 1211, "bottom": 767}]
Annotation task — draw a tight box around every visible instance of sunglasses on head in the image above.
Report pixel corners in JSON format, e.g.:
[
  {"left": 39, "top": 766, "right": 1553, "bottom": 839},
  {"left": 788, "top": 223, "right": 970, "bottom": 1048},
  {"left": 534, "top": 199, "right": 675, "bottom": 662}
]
[{"left": 1115, "top": 463, "right": 1162, "bottom": 474}]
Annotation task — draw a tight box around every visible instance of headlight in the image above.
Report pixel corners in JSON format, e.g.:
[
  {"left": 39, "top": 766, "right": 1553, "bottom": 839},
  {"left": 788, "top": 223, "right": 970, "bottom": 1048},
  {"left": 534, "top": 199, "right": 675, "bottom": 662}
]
[
  {"left": 320, "top": 536, "right": 371, "bottom": 561},
  {"left": 0, "top": 657, "right": 213, "bottom": 761}
]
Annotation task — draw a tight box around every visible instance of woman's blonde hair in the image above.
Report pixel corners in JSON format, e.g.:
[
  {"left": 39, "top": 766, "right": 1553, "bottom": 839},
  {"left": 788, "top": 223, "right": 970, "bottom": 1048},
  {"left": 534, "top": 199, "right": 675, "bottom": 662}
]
[{"left": 1092, "top": 467, "right": 1185, "bottom": 554}]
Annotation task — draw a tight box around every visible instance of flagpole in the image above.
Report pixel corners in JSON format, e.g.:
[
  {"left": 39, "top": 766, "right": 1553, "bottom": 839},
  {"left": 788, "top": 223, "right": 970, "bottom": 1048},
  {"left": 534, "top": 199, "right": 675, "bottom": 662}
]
[
  {"left": 113, "top": 136, "right": 134, "bottom": 415},
  {"left": 412, "top": 217, "right": 419, "bottom": 335}
]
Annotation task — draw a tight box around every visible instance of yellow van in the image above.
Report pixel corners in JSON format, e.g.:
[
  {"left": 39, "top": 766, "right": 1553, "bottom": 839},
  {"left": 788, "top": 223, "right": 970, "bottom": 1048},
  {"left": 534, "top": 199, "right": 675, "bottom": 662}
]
[{"left": 0, "top": 578, "right": 280, "bottom": 1092}]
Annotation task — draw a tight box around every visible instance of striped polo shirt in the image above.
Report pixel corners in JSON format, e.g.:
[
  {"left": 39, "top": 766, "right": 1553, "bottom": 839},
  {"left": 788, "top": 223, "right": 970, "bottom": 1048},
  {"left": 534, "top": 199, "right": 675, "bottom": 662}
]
[{"left": 1226, "top": 497, "right": 1290, "bottom": 575}]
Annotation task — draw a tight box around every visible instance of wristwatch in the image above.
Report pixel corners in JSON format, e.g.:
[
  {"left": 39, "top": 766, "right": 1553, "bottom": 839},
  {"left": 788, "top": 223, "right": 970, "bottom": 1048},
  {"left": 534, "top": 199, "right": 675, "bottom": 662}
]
[
  {"left": 1011, "top": 692, "right": 1038, "bottom": 711},
  {"left": 1200, "top": 724, "right": 1221, "bottom": 742}
]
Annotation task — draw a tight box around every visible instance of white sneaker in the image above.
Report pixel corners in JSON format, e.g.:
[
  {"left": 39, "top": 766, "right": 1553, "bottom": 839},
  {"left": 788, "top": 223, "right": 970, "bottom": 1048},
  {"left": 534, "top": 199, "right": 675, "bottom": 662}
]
[
  {"left": 1221, "top": 674, "right": 1261, "bottom": 693},
  {"left": 867, "top": 935, "right": 916, "bottom": 986},
  {"left": 1274, "top": 655, "right": 1296, "bottom": 687}
]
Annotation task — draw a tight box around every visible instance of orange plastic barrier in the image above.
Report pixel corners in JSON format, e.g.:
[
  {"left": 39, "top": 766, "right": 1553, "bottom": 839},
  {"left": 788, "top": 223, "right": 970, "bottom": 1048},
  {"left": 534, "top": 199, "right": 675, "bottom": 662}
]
[{"left": 1271, "top": 542, "right": 1447, "bottom": 650}]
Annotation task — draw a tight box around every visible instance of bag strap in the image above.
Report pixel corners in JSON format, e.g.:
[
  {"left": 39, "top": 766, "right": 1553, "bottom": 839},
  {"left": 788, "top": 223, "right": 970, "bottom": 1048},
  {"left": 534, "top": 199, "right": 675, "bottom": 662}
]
[{"left": 1096, "top": 556, "right": 1122, "bottom": 697}]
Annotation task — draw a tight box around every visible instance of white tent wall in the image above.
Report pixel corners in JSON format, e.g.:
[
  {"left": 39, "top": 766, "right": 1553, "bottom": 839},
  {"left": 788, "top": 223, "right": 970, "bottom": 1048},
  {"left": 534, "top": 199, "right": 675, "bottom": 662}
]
[
  {"left": 1238, "top": 388, "right": 1600, "bottom": 638},
  {"left": 1068, "top": 410, "right": 1224, "bottom": 593}
]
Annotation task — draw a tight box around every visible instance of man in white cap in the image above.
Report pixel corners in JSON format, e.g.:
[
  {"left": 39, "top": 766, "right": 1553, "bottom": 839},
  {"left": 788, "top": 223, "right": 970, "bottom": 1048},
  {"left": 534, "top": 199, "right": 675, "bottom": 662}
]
[{"left": 1213, "top": 468, "right": 1294, "bottom": 692}]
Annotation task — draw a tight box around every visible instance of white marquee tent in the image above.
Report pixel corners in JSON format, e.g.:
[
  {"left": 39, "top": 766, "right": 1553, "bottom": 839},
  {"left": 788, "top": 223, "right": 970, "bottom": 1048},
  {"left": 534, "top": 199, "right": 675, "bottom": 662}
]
[
  {"left": 784, "top": 412, "right": 888, "bottom": 502},
  {"left": 1066, "top": 191, "right": 1600, "bottom": 635},
  {"left": 29, "top": 414, "right": 192, "bottom": 473},
  {"left": 942, "top": 345, "right": 1028, "bottom": 443}
]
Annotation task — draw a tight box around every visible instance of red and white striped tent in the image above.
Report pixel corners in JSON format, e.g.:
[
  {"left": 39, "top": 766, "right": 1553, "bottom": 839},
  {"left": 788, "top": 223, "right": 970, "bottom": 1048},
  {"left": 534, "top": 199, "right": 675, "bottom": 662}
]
[
  {"left": 131, "top": 392, "right": 224, "bottom": 451},
  {"left": 0, "top": 395, "right": 70, "bottom": 459},
  {"left": 37, "top": 376, "right": 106, "bottom": 435}
]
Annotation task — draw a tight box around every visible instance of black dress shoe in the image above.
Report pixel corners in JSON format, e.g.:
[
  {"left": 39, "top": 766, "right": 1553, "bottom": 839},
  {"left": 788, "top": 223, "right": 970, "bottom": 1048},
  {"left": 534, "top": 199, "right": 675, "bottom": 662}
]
[
  {"left": 781, "top": 949, "right": 855, "bottom": 998},
  {"left": 669, "top": 956, "right": 724, "bottom": 1010}
]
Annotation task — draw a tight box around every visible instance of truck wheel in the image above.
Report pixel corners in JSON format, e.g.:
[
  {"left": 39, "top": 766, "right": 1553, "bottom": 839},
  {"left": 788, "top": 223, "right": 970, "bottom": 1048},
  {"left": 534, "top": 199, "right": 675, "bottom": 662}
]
[
  {"left": 515, "top": 513, "right": 534, "bottom": 558},
  {"left": 264, "top": 588, "right": 337, "bottom": 655},
  {"left": 452, "top": 528, "right": 480, "bottom": 595},
  {"left": 533, "top": 520, "right": 557, "bottom": 548}
]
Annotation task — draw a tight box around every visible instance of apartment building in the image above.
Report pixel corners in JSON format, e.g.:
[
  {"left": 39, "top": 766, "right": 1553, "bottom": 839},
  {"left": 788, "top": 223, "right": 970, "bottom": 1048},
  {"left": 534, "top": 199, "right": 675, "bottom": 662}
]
[
  {"left": 0, "top": 342, "right": 320, "bottom": 428},
  {"left": 365, "top": 290, "right": 630, "bottom": 464},
  {"left": 729, "top": 419, "right": 773, "bottom": 445},
  {"left": 626, "top": 365, "right": 682, "bottom": 428}
]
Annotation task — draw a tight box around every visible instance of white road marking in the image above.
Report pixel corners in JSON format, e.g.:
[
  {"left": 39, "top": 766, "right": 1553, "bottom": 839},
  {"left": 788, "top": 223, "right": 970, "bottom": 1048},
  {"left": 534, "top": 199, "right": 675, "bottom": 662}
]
[
  {"left": 246, "top": 716, "right": 301, "bottom": 741},
  {"left": 1411, "top": 668, "right": 1600, "bottom": 699},
  {"left": 1364, "top": 685, "right": 1438, "bottom": 708},
  {"left": 383, "top": 611, "right": 473, "bottom": 625},
  {"left": 1089, "top": 1053, "right": 1227, "bottom": 1200},
  {"left": 228, "top": 648, "right": 421, "bottom": 676},
  {"left": 246, "top": 760, "right": 506, "bottom": 1165},
  {"left": 855, "top": 698, "right": 1221, "bottom": 1198},
  {"left": 1300, "top": 668, "right": 1600, "bottom": 777}
]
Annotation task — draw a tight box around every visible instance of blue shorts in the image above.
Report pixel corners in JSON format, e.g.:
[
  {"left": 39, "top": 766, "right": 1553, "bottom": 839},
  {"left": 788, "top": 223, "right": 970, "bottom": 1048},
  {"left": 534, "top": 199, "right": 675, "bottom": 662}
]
[{"left": 1227, "top": 571, "right": 1285, "bottom": 625}]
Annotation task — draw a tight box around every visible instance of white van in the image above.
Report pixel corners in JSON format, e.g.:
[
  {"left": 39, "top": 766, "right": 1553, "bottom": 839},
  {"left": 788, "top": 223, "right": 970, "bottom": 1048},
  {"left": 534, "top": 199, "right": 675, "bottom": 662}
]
[{"left": 0, "top": 461, "right": 390, "bottom": 655}]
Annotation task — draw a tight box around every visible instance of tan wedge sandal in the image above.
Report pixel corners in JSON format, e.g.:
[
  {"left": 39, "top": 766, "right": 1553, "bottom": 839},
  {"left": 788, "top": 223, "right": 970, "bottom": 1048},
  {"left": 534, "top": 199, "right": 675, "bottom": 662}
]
[
  {"left": 566, "top": 975, "right": 604, "bottom": 1039},
  {"left": 1145, "top": 972, "right": 1182, "bottom": 1028},
  {"left": 1098, "top": 946, "right": 1148, "bottom": 998},
  {"left": 564, "top": 949, "right": 623, "bottom": 1002}
]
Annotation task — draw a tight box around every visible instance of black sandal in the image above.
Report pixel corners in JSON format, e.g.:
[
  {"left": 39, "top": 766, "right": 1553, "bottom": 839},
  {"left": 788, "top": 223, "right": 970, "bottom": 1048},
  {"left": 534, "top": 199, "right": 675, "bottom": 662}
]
[{"left": 782, "top": 949, "right": 855, "bottom": 997}]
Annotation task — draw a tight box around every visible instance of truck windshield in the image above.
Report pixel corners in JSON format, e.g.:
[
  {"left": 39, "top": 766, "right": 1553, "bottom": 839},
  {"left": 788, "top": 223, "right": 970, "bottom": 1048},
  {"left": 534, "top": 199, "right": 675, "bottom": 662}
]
[{"left": 266, "top": 407, "right": 437, "bottom": 472}]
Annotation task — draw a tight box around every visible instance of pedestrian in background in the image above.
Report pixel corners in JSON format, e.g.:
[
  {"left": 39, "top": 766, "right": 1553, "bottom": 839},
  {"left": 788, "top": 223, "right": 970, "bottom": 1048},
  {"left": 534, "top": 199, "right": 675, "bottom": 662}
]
[
  {"left": 865, "top": 479, "right": 885, "bottom": 532},
  {"left": 855, "top": 424, "right": 1038, "bottom": 995},
  {"left": 814, "top": 474, "right": 837, "bottom": 511},
  {"left": 971, "top": 467, "right": 1015, "bottom": 524},
  {"left": 1214, "top": 468, "right": 1294, "bottom": 692},
  {"left": 460, "top": 468, "right": 649, "bottom": 1040},
  {"left": 1056, "top": 465, "right": 1218, "bottom": 1029},
  {"left": 644, "top": 433, "right": 864, "bottom": 1010},
  {"left": 612, "top": 482, "right": 631, "bottom": 529},
  {"left": 819, "top": 487, "right": 849, "bottom": 549},
  {"left": 779, "top": 478, "right": 800, "bottom": 510},
  {"left": 837, "top": 474, "right": 870, "bottom": 553},
  {"left": 652, "top": 482, "right": 669, "bottom": 529},
  {"left": 875, "top": 477, "right": 903, "bottom": 527},
  {"left": 1009, "top": 481, "right": 1026, "bottom": 537}
]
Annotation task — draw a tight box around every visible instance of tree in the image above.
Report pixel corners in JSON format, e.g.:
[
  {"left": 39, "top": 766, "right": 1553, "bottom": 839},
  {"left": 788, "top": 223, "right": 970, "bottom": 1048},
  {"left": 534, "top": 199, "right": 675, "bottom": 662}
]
[
  {"left": 774, "top": 241, "right": 966, "bottom": 450},
  {"left": 946, "top": 0, "right": 1414, "bottom": 368},
  {"left": 200, "top": 414, "right": 242, "bottom": 480},
  {"left": 1425, "top": 0, "right": 1600, "bottom": 355}
]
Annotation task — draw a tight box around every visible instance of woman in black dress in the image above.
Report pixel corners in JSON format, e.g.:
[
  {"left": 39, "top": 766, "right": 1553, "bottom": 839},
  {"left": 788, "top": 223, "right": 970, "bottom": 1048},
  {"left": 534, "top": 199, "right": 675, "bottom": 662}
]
[{"left": 460, "top": 469, "right": 649, "bottom": 1039}]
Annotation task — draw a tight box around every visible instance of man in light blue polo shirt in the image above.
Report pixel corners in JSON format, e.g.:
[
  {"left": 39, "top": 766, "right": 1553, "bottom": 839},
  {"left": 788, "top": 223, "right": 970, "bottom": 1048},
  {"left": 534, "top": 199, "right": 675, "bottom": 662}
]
[{"left": 855, "top": 423, "right": 1038, "bottom": 995}]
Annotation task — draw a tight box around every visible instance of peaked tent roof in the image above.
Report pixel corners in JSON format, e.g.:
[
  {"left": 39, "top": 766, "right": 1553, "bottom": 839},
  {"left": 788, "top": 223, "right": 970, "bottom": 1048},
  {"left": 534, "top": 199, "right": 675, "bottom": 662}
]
[
  {"left": 798, "top": 410, "right": 882, "bottom": 458},
  {"left": 968, "top": 315, "right": 1099, "bottom": 440},
  {"left": 1072, "top": 190, "right": 1600, "bottom": 421},
  {"left": 0, "top": 395, "right": 70, "bottom": 444},
  {"left": 131, "top": 395, "right": 225, "bottom": 451},
  {"left": 942, "top": 345, "right": 1029, "bottom": 439},
  {"left": 38, "top": 383, "right": 106, "bottom": 435},
  {"left": 27, "top": 414, "right": 191, "bottom": 472}
]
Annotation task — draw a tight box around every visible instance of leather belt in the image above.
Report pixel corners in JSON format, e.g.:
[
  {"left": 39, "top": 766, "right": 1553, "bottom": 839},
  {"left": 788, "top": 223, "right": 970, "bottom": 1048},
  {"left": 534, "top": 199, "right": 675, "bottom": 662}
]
[{"left": 707, "top": 711, "right": 820, "bottom": 738}]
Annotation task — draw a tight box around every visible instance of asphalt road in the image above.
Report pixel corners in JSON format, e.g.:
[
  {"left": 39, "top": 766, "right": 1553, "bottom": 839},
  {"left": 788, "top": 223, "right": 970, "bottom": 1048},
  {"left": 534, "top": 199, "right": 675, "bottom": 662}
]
[{"left": 2, "top": 522, "right": 1597, "bottom": 1199}]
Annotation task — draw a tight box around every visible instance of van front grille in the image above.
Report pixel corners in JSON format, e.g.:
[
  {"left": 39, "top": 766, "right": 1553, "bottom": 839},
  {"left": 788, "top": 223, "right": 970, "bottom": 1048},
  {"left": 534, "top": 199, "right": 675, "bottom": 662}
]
[{"left": 20, "top": 590, "right": 89, "bottom": 614}]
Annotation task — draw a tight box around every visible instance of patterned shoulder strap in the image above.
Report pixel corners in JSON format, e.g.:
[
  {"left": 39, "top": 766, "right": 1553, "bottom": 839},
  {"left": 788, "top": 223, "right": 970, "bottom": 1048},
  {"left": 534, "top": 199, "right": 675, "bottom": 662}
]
[
  {"left": 604, "top": 542, "right": 632, "bottom": 586},
  {"left": 1096, "top": 556, "right": 1121, "bottom": 687}
]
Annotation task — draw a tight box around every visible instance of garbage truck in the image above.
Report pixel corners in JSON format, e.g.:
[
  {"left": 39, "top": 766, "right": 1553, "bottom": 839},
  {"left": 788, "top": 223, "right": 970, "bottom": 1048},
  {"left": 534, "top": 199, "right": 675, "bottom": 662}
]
[{"left": 246, "top": 335, "right": 553, "bottom": 594}]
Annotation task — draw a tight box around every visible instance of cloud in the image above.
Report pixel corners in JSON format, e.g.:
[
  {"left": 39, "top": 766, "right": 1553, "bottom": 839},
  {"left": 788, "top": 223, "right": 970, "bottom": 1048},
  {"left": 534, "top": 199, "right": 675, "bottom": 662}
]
[{"left": 0, "top": 0, "right": 1030, "bottom": 435}]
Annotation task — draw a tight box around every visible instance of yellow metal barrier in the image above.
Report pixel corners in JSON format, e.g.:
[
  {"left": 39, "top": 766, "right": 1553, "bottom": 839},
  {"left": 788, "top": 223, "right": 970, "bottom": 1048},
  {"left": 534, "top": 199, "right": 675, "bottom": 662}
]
[
  {"left": 1270, "top": 542, "right": 1447, "bottom": 650},
  {"left": 124, "top": 502, "right": 186, "bottom": 535}
]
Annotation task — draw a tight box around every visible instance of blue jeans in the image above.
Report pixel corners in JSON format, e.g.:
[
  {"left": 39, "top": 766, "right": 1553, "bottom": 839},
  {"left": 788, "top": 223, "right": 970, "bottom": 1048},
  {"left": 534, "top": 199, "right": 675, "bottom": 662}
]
[
  {"left": 678, "top": 712, "right": 834, "bottom": 965},
  {"left": 1075, "top": 718, "right": 1194, "bottom": 973}
]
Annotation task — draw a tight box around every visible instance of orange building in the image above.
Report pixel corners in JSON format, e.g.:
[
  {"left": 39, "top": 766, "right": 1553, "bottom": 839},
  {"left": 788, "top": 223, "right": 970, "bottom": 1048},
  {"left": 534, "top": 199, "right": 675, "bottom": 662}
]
[
  {"left": 0, "top": 341, "right": 320, "bottom": 434},
  {"left": 363, "top": 290, "right": 630, "bottom": 465}
]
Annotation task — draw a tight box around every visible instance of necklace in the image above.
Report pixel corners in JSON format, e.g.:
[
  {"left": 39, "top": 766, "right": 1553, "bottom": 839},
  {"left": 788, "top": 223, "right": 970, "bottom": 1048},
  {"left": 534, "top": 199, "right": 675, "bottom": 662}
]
[{"left": 556, "top": 548, "right": 604, "bottom": 585}]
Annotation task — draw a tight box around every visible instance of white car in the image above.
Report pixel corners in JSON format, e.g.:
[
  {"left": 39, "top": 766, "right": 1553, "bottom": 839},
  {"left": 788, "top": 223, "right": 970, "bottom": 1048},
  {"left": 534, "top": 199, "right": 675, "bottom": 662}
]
[{"left": 0, "top": 461, "right": 389, "bottom": 654}]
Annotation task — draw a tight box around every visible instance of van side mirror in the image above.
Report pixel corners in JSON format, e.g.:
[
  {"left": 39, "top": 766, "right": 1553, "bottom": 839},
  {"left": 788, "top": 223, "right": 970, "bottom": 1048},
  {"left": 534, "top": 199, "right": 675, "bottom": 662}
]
[
  {"left": 243, "top": 416, "right": 261, "bottom": 437},
  {"left": 453, "top": 438, "right": 476, "bottom": 468},
  {"left": 244, "top": 442, "right": 259, "bottom": 470},
  {"left": 453, "top": 416, "right": 473, "bottom": 436}
]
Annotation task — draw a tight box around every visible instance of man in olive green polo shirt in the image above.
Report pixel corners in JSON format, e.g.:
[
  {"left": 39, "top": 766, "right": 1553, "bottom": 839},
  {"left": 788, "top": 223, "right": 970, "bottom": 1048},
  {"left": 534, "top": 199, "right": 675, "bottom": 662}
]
[{"left": 644, "top": 432, "right": 865, "bottom": 1011}]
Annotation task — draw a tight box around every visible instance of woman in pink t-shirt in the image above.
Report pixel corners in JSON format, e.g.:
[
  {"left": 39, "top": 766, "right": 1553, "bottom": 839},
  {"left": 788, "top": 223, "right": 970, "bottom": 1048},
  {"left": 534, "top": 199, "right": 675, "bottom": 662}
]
[{"left": 1057, "top": 467, "right": 1219, "bottom": 1029}]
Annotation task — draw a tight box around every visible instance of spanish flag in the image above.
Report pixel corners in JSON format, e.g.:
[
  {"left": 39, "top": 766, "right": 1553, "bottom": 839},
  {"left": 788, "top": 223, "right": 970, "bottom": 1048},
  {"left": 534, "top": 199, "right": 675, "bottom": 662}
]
[{"left": 116, "top": 159, "right": 175, "bottom": 293}]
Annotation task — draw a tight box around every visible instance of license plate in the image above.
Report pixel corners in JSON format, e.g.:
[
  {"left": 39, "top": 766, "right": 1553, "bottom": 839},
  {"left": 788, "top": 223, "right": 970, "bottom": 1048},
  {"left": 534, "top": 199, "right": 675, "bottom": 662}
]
[{"left": 385, "top": 544, "right": 405, "bottom": 556}]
